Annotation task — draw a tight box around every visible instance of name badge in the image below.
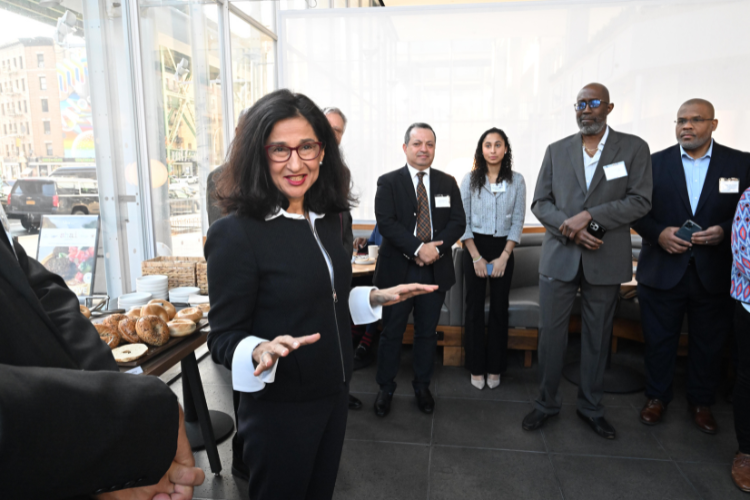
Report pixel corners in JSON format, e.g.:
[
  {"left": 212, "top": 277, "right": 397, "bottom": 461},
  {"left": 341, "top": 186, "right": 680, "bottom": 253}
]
[
  {"left": 720, "top": 177, "right": 740, "bottom": 193},
  {"left": 435, "top": 195, "right": 451, "bottom": 208},
  {"left": 491, "top": 181, "right": 506, "bottom": 193},
  {"left": 603, "top": 161, "right": 628, "bottom": 181}
]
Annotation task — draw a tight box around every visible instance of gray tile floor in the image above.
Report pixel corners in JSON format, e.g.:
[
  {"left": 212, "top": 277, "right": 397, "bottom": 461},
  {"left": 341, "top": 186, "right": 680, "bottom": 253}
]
[{"left": 171, "top": 338, "right": 744, "bottom": 500}]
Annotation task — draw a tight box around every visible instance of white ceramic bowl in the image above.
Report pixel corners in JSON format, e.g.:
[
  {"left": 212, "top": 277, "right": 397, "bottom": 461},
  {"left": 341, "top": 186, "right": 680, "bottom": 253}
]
[{"left": 118, "top": 292, "right": 152, "bottom": 308}]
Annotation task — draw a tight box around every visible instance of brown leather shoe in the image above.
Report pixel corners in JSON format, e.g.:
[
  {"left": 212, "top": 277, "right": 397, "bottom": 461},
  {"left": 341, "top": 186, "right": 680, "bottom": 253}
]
[
  {"left": 688, "top": 405, "right": 718, "bottom": 434},
  {"left": 640, "top": 398, "right": 666, "bottom": 426},
  {"left": 732, "top": 453, "right": 750, "bottom": 493}
]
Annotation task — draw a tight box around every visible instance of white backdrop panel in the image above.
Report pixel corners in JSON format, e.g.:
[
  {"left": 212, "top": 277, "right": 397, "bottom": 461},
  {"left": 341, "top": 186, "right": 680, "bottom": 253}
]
[{"left": 278, "top": 0, "right": 750, "bottom": 223}]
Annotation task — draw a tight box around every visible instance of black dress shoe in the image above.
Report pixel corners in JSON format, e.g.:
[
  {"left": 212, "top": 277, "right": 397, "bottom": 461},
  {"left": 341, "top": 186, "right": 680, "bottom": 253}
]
[
  {"left": 352, "top": 343, "right": 373, "bottom": 371},
  {"left": 374, "top": 390, "right": 393, "bottom": 417},
  {"left": 576, "top": 410, "right": 616, "bottom": 439},
  {"left": 415, "top": 388, "right": 435, "bottom": 414},
  {"left": 348, "top": 394, "right": 362, "bottom": 410},
  {"left": 522, "top": 409, "right": 557, "bottom": 431}
]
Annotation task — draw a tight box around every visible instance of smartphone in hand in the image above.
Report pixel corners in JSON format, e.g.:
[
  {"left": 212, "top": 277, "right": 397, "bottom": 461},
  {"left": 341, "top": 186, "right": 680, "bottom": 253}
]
[
  {"left": 486, "top": 263, "right": 494, "bottom": 276},
  {"left": 675, "top": 220, "right": 703, "bottom": 242}
]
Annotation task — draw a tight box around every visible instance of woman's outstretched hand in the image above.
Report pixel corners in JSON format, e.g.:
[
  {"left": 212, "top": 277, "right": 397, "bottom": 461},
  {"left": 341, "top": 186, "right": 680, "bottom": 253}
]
[
  {"left": 369, "top": 284, "right": 439, "bottom": 308},
  {"left": 252, "top": 333, "right": 321, "bottom": 376}
]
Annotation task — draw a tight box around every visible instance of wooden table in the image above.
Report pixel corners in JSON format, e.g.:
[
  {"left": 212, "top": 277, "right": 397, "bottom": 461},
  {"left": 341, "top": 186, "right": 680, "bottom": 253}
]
[
  {"left": 352, "top": 260, "right": 376, "bottom": 277},
  {"left": 119, "top": 324, "right": 232, "bottom": 475}
]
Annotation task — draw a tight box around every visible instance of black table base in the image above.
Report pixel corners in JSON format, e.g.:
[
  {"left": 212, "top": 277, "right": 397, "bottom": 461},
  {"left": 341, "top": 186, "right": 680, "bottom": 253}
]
[{"left": 181, "top": 352, "right": 235, "bottom": 475}]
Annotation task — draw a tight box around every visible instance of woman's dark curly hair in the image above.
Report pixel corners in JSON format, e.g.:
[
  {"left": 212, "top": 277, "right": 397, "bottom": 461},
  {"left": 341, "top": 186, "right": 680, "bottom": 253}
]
[
  {"left": 470, "top": 127, "right": 514, "bottom": 193},
  {"left": 214, "top": 89, "right": 356, "bottom": 219}
]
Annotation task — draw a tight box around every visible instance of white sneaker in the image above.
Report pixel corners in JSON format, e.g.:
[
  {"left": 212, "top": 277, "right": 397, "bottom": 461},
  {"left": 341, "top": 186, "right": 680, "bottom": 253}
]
[
  {"left": 470, "top": 375, "right": 485, "bottom": 390},
  {"left": 487, "top": 374, "right": 501, "bottom": 389}
]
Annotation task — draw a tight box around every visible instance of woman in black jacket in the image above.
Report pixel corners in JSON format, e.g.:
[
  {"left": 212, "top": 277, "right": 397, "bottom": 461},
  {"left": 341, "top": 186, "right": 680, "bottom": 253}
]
[{"left": 205, "top": 89, "right": 435, "bottom": 500}]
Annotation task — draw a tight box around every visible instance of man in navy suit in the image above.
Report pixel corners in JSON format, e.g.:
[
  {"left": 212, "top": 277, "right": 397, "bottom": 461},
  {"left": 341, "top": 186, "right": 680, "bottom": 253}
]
[
  {"left": 633, "top": 99, "right": 750, "bottom": 433},
  {"left": 372, "top": 123, "right": 466, "bottom": 417}
]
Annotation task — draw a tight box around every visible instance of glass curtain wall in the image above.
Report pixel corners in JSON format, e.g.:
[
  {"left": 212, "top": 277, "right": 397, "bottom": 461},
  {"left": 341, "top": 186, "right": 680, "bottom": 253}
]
[
  {"left": 229, "top": 10, "right": 276, "bottom": 125},
  {"left": 136, "top": 0, "right": 225, "bottom": 257},
  {"left": 0, "top": 0, "right": 150, "bottom": 298}
]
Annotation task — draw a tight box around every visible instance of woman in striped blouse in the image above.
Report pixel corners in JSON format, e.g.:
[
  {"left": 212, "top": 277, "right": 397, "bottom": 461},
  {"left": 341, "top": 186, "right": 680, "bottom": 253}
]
[{"left": 459, "top": 128, "right": 526, "bottom": 390}]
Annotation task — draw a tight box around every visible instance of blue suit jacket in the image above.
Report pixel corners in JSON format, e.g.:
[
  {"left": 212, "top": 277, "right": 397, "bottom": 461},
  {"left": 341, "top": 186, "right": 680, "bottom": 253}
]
[{"left": 633, "top": 142, "right": 750, "bottom": 294}]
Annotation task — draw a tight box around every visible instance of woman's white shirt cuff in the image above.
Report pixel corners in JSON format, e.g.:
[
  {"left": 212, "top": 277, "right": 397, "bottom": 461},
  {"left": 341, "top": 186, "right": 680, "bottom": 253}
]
[
  {"left": 349, "top": 286, "right": 382, "bottom": 325},
  {"left": 232, "top": 336, "right": 279, "bottom": 392}
]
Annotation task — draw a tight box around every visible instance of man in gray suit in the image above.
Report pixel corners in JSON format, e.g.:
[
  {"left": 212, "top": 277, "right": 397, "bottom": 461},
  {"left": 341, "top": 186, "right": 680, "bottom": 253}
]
[{"left": 523, "top": 83, "right": 652, "bottom": 439}]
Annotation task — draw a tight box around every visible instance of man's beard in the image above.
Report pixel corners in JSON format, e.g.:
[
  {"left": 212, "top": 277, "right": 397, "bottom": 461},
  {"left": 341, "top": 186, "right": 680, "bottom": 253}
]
[
  {"left": 577, "top": 116, "right": 606, "bottom": 136},
  {"left": 678, "top": 134, "right": 710, "bottom": 151}
]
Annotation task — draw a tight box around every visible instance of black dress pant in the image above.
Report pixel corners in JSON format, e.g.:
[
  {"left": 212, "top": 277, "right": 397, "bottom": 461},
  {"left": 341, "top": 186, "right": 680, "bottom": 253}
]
[
  {"left": 638, "top": 263, "right": 734, "bottom": 406},
  {"left": 238, "top": 384, "right": 349, "bottom": 500},
  {"left": 733, "top": 302, "right": 750, "bottom": 454},
  {"left": 462, "top": 234, "right": 514, "bottom": 375},
  {"left": 376, "top": 261, "right": 445, "bottom": 393}
]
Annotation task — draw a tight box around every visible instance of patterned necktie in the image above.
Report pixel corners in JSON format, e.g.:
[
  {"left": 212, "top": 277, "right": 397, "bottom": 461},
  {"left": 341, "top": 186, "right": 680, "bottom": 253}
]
[{"left": 416, "top": 172, "right": 431, "bottom": 242}]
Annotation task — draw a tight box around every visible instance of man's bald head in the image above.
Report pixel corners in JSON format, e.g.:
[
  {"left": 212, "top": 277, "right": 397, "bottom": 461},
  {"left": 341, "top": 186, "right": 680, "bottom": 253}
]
[
  {"left": 679, "top": 98, "right": 715, "bottom": 119},
  {"left": 676, "top": 98, "right": 717, "bottom": 152},
  {"left": 579, "top": 83, "right": 610, "bottom": 103}
]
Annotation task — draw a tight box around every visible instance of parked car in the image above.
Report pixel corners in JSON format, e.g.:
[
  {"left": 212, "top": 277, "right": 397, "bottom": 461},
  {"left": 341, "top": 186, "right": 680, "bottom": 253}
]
[
  {"left": 49, "top": 166, "right": 97, "bottom": 180},
  {"left": 6, "top": 177, "right": 100, "bottom": 231},
  {"left": 168, "top": 186, "right": 199, "bottom": 215},
  {"left": 1, "top": 180, "right": 14, "bottom": 206}
]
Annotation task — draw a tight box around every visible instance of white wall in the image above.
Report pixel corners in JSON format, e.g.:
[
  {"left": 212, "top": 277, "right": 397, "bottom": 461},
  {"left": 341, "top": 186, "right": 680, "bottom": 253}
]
[{"left": 278, "top": 0, "right": 750, "bottom": 223}]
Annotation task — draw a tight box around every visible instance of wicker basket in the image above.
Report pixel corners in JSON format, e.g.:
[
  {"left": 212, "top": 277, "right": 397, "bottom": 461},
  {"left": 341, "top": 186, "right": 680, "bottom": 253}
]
[
  {"left": 196, "top": 261, "right": 208, "bottom": 295},
  {"left": 141, "top": 256, "right": 205, "bottom": 290}
]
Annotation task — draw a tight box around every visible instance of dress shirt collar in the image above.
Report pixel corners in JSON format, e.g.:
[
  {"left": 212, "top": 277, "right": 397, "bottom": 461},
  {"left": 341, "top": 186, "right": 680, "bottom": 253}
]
[
  {"left": 680, "top": 139, "right": 714, "bottom": 161},
  {"left": 407, "top": 163, "right": 430, "bottom": 180},
  {"left": 265, "top": 207, "right": 325, "bottom": 223},
  {"left": 582, "top": 125, "right": 610, "bottom": 154}
]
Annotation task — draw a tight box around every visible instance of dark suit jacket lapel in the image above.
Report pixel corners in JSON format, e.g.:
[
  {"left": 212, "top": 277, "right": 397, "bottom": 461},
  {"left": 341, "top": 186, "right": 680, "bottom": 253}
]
[
  {"left": 566, "top": 134, "right": 587, "bottom": 195},
  {"left": 665, "top": 144, "right": 692, "bottom": 215},
  {"left": 0, "top": 238, "right": 64, "bottom": 340},
  {"left": 585, "top": 129, "right": 621, "bottom": 202},
  {"left": 399, "top": 165, "right": 418, "bottom": 210},
  {"left": 695, "top": 142, "right": 724, "bottom": 216}
]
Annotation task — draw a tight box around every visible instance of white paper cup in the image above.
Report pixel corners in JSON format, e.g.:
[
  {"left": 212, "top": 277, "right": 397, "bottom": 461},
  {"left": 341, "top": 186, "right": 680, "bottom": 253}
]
[{"left": 368, "top": 245, "right": 379, "bottom": 260}]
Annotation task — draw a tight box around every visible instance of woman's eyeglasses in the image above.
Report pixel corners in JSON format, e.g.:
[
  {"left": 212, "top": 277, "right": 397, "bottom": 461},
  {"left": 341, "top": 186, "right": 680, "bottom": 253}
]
[
  {"left": 574, "top": 99, "right": 609, "bottom": 111},
  {"left": 264, "top": 142, "right": 324, "bottom": 162}
]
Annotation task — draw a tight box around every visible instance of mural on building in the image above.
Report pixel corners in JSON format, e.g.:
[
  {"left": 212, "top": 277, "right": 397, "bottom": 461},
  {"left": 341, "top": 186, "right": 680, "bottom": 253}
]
[{"left": 57, "top": 48, "right": 94, "bottom": 159}]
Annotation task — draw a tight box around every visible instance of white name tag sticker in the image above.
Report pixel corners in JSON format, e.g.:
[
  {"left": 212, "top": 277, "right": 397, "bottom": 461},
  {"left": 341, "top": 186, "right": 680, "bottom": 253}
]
[
  {"left": 491, "top": 181, "right": 507, "bottom": 193},
  {"left": 435, "top": 195, "right": 451, "bottom": 208},
  {"left": 720, "top": 177, "right": 740, "bottom": 193},
  {"left": 603, "top": 161, "right": 628, "bottom": 181}
]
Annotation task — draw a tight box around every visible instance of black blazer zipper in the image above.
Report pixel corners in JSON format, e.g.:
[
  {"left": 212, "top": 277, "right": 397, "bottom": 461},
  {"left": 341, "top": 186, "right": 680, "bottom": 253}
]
[{"left": 309, "top": 220, "right": 346, "bottom": 383}]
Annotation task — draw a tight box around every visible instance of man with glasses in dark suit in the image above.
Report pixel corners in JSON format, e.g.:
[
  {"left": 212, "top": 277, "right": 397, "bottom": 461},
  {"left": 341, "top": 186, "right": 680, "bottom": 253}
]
[
  {"left": 633, "top": 99, "right": 750, "bottom": 434},
  {"left": 524, "top": 83, "right": 652, "bottom": 439}
]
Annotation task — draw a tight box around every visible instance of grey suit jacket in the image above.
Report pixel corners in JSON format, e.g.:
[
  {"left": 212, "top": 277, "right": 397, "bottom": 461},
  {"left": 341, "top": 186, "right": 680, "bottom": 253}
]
[{"left": 531, "top": 127, "right": 652, "bottom": 285}]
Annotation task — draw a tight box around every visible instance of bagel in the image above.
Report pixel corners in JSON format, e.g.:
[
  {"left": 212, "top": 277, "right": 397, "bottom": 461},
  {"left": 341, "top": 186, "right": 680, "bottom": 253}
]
[
  {"left": 140, "top": 304, "right": 169, "bottom": 323},
  {"left": 118, "top": 317, "right": 140, "bottom": 344},
  {"left": 148, "top": 299, "right": 176, "bottom": 320},
  {"left": 167, "top": 319, "right": 196, "bottom": 338},
  {"left": 126, "top": 306, "right": 141, "bottom": 319},
  {"left": 175, "top": 307, "right": 202, "bottom": 323},
  {"left": 102, "top": 313, "right": 128, "bottom": 329},
  {"left": 112, "top": 343, "right": 148, "bottom": 363},
  {"left": 136, "top": 315, "right": 170, "bottom": 346},
  {"left": 196, "top": 303, "right": 211, "bottom": 313},
  {"left": 94, "top": 324, "right": 120, "bottom": 349},
  {"left": 80, "top": 305, "right": 91, "bottom": 318}
]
